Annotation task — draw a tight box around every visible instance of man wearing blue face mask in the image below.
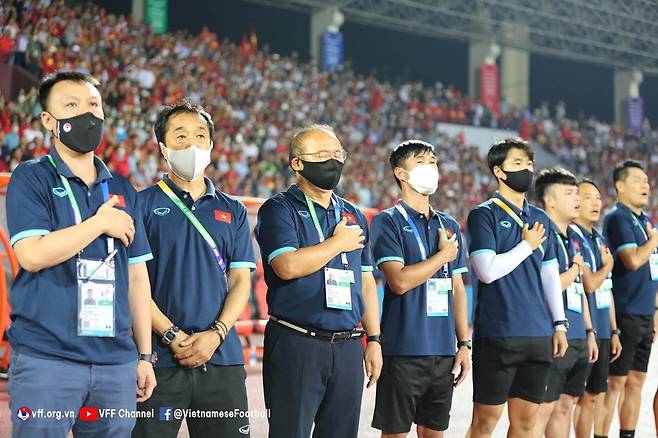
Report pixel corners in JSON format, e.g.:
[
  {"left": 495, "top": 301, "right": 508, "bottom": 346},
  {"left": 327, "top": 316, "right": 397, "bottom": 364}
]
[
  {"left": 133, "top": 101, "right": 255, "bottom": 438},
  {"left": 255, "top": 124, "right": 382, "bottom": 438},
  {"left": 370, "top": 140, "right": 471, "bottom": 438},
  {"left": 7, "top": 71, "right": 156, "bottom": 438}
]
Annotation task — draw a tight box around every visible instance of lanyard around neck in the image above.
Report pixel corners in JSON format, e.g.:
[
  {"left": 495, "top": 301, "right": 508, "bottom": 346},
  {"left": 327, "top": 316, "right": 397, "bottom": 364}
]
[
  {"left": 304, "top": 194, "right": 349, "bottom": 267},
  {"left": 48, "top": 155, "right": 114, "bottom": 255}
]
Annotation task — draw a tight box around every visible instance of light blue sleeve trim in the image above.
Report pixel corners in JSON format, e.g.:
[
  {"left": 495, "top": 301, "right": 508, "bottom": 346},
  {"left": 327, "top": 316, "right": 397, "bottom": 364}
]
[
  {"left": 10, "top": 229, "right": 50, "bottom": 246},
  {"left": 542, "top": 258, "right": 559, "bottom": 267},
  {"left": 128, "top": 253, "right": 154, "bottom": 264},
  {"left": 267, "top": 246, "right": 297, "bottom": 264},
  {"left": 229, "top": 261, "right": 257, "bottom": 271},
  {"left": 615, "top": 243, "right": 638, "bottom": 255},
  {"left": 469, "top": 249, "right": 496, "bottom": 257},
  {"left": 453, "top": 267, "right": 469, "bottom": 275},
  {"left": 538, "top": 244, "right": 545, "bottom": 256},
  {"left": 375, "top": 256, "right": 405, "bottom": 267},
  {"left": 361, "top": 265, "right": 374, "bottom": 272}
]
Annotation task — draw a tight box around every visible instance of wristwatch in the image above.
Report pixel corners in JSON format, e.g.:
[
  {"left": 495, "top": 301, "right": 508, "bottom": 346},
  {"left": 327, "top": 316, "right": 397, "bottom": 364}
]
[
  {"left": 162, "top": 326, "right": 180, "bottom": 345},
  {"left": 585, "top": 328, "right": 597, "bottom": 336},
  {"left": 554, "top": 319, "right": 570, "bottom": 330},
  {"left": 611, "top": 328, "right": 622, "bottom": 336},
  {"left": 457, "top": 340, "right": 472, "bottom": 350},
  {"left": 139, "top": 352, "right": 158, "bottom": 364},
  {"left": 367, "top": 334, "right": 382, "bottom": 345}
]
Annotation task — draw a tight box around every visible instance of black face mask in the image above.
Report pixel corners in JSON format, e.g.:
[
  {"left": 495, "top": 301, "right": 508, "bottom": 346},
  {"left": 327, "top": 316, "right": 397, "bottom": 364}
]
[
  {"left": 299, "top": 159, "right": 344, "bottom": 190},
  {"left": 501, "top": 168, "right": 534, "bottom": 193},
  {"left": 52, "top": 112, "right": 104, "bottom": 154}
]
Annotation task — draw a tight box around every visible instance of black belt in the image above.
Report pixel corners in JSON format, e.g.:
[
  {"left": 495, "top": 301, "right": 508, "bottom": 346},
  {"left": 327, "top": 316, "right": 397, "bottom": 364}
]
[{"left": 270, "top": 316, "right": 365, "bottom": 344}]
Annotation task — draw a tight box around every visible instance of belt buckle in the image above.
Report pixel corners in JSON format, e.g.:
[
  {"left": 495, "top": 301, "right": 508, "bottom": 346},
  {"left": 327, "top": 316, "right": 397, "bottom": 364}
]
[{"left": 329, "top": 332, "right": 338, "bottom": 344}]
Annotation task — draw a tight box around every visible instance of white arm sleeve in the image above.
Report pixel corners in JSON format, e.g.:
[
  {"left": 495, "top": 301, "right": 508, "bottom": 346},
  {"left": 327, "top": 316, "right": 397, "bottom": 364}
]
[
  {"left": 541, "top": 262, "right": 566, "bottom": 329},
  {"left": 470, "top": 240, "right": 533, "bottom": 284}
]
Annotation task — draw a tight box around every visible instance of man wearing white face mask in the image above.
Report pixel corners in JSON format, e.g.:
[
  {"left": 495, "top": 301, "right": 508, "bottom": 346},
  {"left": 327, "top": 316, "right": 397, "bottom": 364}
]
[
  {"left": 370, "top": 140, "right": 471, "bottom": 438},
  {"left": 134, "top": 101, "right": 256, "bottom": 438}
]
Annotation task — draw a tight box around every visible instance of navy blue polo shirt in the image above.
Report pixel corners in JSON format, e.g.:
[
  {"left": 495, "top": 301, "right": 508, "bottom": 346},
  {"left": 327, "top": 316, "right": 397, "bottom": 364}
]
[
  {"left": 139, "top": 176, "right": 256, "bottom": 367},
  {"left": 553, "top": 223, "right": 586, "bottom": 340},
  {"left": 603, "top": 202, "right": 657, "bottom": 316},
  {"left": 254, "top": 184, "right": 373, "bottom": 331},
  {"left": 371, "top": 202, "right": 468, "bottom": 357},
  {"left": 571, "top": 224, "right": 611, "bottom": 339},
  {"left": 466, "top": 193, "right": 558, "bottom": 338},
  {"left": 7, "top": 147, "right": 153, "bottom": 365}
]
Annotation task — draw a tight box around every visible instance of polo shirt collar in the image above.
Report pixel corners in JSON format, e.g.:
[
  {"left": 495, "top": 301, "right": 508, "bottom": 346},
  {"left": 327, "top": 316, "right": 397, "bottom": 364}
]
[
  {"left": 616, "top": 202, "right": 647, "bottom": 221},
  {"left": 288, "top": 184, "right": 337, "bottom": 212},
  {"left": 495, "top": 192, "right": 530, "bottom": 218},
  {"left": 50, "top": 146, "right": 113, "bottom": 183},
  {"left": 163, "top": 174, "right": 216, "bottom": 200},
  {"left": 398, "top": 199, "right": 439, "bottom": 221}
]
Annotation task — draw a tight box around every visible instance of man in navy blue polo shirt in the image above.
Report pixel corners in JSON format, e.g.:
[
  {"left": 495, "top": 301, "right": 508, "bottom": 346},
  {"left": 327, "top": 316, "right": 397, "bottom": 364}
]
[
  {"left": 7, "top": 72, "right": 156, "bottom": 438},
  {"left": 466, "top": 138, "right": 568, "bottom": 438},
  {"left": 532, "top": 168, "right": 598, "bottom": 438},
  {"left": 132, "top": 101, "right": 255, "bottom": 437},
  {"left": 571, "top": 179, "right": 621, "bottom": 438},
  {"left": 255, "top": 124, "right": 382, "bottom": 438},
  {"left": 599, "top": 160, "right": 658, "bottom": 438},
  {"left": 370, "top": 140, "right": 470, "bottom": 437}
]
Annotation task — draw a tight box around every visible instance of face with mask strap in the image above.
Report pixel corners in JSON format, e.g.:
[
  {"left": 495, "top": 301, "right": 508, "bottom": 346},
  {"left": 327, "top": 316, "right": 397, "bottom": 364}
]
[
  {"left": 40, "top": 79, "right": 105, "bottom": 154},
  {"left": 290, "top": 128, "right": 346, "bottom": 191},
  {"left": 159, "top": 111, "right": 213, "bottom": 182},
  {"left": 394, "top": 149, "right": 439, "bottom": 196},
  {"left": 493, "top": 147, "right": 535, "bottom": 193}
]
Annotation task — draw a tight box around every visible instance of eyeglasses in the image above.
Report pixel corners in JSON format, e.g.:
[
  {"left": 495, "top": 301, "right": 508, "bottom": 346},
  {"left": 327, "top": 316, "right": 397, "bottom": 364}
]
[{"left": 296, "top": 149, "right": 348, "bottom": 162}]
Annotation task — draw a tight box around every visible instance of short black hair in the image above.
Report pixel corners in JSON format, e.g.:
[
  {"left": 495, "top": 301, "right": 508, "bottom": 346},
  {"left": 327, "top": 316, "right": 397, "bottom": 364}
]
[
  {"left": 534, "top": 167, "right": 577, "bottom": 209},
  {"left": 38, "top": 71, "right": 100, "bottom": 111},
  {"left": 389, "top": 140, "right": 436, "bottom": 188},
  {"left": 577, "top": 178, "right": 599, "bottom": 191},
  {"left": 154, "top": 100, "right": 215, "bottom": 145},
  {"left": 612, "top": 160, "right": 644, "bottom": 187},
  {"left": 487, "top": 137, "right": 534, "bottom": 176}
]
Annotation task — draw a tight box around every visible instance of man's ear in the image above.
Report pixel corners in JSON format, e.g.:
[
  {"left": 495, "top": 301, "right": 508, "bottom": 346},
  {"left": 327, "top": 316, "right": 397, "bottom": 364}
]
[
  {"left": 493, "top": 166, "right": 506, "bottom": 181},
  {"left": 159, "top": 142, "right": 168, "bottom": 161},
  {"left": 393, "top": 167, "right": 408, "bottom": 183},
  {"left": 40, "top": 111, "right": 56, "bottom": 135},
  {"left": 290, "top": 157, "right": 303, "bottom": 172}
]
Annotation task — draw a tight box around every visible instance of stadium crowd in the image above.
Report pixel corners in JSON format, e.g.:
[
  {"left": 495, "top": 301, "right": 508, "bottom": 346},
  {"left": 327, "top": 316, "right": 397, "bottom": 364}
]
[{"left": 0, "top": 0, "right": 657, "bottom": 225}]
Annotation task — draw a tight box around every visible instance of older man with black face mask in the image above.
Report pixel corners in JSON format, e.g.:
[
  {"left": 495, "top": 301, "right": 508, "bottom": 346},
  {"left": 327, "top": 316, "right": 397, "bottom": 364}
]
[{"left": 255, "top": 124, "right": 383, "bottom": 438}]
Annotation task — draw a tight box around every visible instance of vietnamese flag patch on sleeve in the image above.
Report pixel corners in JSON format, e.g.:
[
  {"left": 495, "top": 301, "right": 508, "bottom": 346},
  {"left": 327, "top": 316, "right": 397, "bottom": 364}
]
[
  {"left": 342, "top": 212, "right": 356, "bottom": 224},
  {"left": 215, "top": 210, "right": 232, "bottom": 224},
  {"left": 109, "top": 194, "right": 126, "bottom": 208}
]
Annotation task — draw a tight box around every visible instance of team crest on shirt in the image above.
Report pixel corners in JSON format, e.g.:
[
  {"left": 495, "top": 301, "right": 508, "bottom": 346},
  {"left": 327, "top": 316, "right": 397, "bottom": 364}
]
[
  {"left": 403, "top": 226, "right": 413, "bottom": 233},
  {"left": 500, "top": 220, "right": 512, "bottom": 229},
  {"left": 298, "top": 210, "right": 310, "bottom": 218},
  {"left": 153, "top": 207, "right": 170, "bottom": 216},
  {"left": 52, "top": 187, "right": 67, "bottom": 198}
]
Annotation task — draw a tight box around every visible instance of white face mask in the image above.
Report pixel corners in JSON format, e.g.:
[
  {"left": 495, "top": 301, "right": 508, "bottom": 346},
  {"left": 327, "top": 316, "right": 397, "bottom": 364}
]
[
  {"left": 161, "top": 142, "right": 212, "bottom": 182},
  {"left": 403, "top": 164, "right": 439, "bottom": 195}
]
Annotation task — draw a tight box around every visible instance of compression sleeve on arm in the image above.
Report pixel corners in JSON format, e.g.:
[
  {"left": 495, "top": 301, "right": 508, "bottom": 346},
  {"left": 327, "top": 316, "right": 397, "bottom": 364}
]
[{"left": 470, "top": 240, "right": 533, "bottom": 284}]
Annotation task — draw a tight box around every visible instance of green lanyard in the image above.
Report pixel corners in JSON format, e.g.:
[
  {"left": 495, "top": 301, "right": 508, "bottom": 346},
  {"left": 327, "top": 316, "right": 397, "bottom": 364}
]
[
  {"left": 304, "top": 194, "right": 349, "bottom": 267},
  {"left": 491, "top": 196, "right": 544, "bottom": 254},
  {"left": 157, "top": 180, "right": 227, "bottom": 272},
  {"left": 47, "top": 155, "right": 113, "bottom": 254}
]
